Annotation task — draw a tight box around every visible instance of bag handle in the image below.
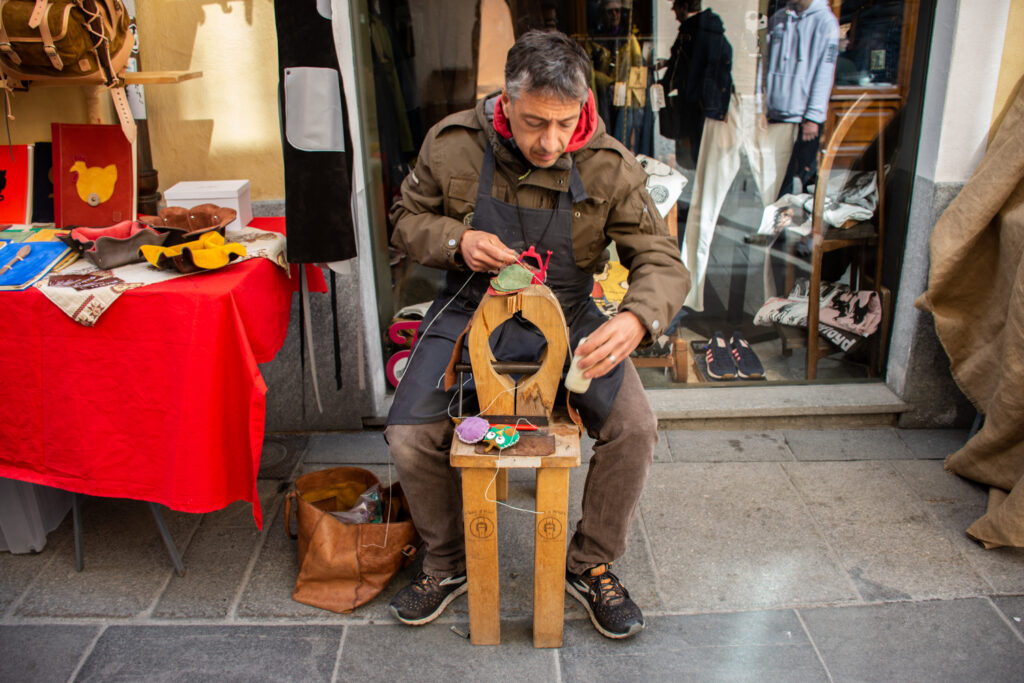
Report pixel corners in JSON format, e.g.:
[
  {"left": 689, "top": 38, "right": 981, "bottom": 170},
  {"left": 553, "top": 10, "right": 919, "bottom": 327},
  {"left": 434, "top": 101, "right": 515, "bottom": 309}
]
[{"left": 284, "top": 490, "right": 298, "bottom": 539}]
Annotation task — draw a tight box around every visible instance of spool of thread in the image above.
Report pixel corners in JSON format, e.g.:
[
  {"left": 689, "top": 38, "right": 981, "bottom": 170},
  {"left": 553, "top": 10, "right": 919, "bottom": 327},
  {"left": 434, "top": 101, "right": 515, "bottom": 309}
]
[{"left": 565, "top": 336, "right": 591, "bottom": 394}]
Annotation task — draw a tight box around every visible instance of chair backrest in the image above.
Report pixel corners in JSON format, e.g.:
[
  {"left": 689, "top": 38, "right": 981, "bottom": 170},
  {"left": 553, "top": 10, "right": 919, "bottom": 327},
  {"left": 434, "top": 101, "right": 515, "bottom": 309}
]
[
  {"left": 467, "top": 284, "right": 569, "bottom": 419},
  {"left": 811, "top": 94, "right": 871, "bottom": 242}
]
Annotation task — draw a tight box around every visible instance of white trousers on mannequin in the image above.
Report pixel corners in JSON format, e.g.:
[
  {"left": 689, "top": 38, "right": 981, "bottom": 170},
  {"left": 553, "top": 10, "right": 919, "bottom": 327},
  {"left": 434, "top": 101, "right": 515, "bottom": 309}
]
[{"left": 681, "top": 93, "right": 797, "bottom": 312}]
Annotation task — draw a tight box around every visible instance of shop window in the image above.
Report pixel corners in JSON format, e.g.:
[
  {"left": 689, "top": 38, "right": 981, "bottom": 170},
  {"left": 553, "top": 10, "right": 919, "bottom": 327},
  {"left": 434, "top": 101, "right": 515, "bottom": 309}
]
[{"left": 370, "top": 0, "right": 924, "bottom": 391}]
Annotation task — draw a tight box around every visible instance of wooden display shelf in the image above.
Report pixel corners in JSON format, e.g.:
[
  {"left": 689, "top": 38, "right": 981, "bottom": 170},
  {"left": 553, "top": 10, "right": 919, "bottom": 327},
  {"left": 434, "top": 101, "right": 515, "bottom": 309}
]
[{"left": 125, "top": 70, "right": 202, "bottom": 85}]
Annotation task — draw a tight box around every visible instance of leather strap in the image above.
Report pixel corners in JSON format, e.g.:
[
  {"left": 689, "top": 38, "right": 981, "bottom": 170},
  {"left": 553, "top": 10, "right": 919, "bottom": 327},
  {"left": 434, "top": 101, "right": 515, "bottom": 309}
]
[
  {"left": 39, "top": 2, "right": 63, "bottom": 70},
  {"left": 28, "top": 0, "right": 47, "bottom": 28},
  {"left": 443, "top": 314, "right": 475, "bottom": 391},
  {"left": 109, "top": 85, "right": 136, "bottom": 142},
  {"left": 284, "top": 491, "right": 298, "bottom": 539},
  {"left": 0, "top": 0, "right": 21, "bottom": 65},
  {"left": 300, "top": 265, "right": 324, "bottom": 414}
]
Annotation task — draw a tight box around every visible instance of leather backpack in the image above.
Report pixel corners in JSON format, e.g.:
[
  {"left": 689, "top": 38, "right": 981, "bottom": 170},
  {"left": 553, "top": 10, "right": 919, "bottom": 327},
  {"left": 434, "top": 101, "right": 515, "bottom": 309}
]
[{"left": 0, "top": 0, "right": 135, "bottom": 141}]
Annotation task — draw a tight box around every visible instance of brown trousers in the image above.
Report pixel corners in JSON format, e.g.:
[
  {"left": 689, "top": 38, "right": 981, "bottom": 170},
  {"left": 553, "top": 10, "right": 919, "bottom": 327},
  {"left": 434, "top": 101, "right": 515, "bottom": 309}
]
[{"left": 385, "top": 362, "right": 656, "bottom": 578}]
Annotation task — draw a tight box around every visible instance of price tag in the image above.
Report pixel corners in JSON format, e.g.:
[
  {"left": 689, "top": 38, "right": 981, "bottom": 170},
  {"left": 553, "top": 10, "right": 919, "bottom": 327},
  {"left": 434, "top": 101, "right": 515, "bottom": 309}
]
[{"left": 649, "top": 83, "right": 665, "bottom": 111}]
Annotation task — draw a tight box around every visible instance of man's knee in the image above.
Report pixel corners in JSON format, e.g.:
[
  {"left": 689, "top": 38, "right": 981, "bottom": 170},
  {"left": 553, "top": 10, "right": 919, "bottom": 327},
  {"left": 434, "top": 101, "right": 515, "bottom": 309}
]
[{"left": 385, "top": 421, "right": 452, "bottom": 465}]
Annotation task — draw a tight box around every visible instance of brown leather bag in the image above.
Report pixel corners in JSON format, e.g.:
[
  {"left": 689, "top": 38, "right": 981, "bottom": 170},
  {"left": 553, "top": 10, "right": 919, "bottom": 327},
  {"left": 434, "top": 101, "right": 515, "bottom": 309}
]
[
  {"left": 0, "top": 0, "right": 135, "bottom": 141},
  {"left": 285, "top": 466, "right": 420, "bottom": 613}
]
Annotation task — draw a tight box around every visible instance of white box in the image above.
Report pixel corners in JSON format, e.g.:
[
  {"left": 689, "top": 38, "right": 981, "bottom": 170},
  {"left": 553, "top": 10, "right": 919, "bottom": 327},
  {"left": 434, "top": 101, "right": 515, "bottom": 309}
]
[{"left": 164, "top": 180, "right": 253, "bottom": 231}]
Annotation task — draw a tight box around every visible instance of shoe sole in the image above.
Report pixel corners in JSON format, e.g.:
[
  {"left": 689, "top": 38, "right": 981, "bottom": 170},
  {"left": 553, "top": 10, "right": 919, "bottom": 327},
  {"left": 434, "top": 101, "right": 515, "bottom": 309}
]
[
  {"left": 565, "top": 580, "right": 644, "bottom": 640},
  {"left": 736, "top": 369, "right": 763, "bottom": 379},
  {"left": 388, "top": 583, "right": 468, "bottom": 626},
  {"left": 706, "top": 366, "right": 736, "bottom": 380}
]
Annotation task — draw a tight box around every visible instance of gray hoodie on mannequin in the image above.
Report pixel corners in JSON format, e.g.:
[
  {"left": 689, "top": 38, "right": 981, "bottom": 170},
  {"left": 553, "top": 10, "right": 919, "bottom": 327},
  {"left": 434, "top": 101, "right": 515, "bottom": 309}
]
[{"left": 762, "top": 0, "right": 839, "bottom": 124}]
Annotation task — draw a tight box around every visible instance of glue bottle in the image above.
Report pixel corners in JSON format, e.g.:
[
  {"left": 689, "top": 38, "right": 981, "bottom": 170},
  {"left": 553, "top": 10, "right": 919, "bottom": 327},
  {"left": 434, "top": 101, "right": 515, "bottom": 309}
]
[{"left": 565, "top": 336, "right": 591, "bottom": 394}]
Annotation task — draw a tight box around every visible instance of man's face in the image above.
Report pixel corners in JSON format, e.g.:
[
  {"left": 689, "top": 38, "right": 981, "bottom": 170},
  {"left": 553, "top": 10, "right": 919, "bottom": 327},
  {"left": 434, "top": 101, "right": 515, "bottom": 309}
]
[
  {"left": 541, "top": 8, "right": 558, "bottom": 30},
  {"left": 501, "top": 88, "right": 582, "bottom": 168},
  {"left": 791, "top": 0, "right": 813, "bottom": 11},
  {"left": 605, "top": 4, "right": 622, "bottom": 27}
]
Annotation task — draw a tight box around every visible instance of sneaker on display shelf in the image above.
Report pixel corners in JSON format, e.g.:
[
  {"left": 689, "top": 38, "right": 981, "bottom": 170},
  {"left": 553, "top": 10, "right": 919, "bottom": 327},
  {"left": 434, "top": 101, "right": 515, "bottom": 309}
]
[
  {"left": 704, "top": 330, "right": 737, "bottom": 380},
  {"left": 729, "top": 331, "right": 765, "bottom": 379}
]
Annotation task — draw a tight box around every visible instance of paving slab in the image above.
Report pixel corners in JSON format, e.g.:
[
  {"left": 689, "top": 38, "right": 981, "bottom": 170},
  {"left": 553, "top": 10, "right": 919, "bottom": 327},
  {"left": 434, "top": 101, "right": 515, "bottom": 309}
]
[
  {"left": 75, "top": 625, "right": 343, "bottom": 682},
  {"left": 664, "top": 430, "right": 793, "bottom": 462},
  {"left": 304, "top": 430, "right": 390, "bottom": 464},
  {"left": 799, "top": 599, "right": 1024, "bottom": 682},
  {"left": 559, "top": 610, "right": 827, "bottom": 682},
  {"left": 992, "top": 596, "right": 1024, "bottom": 638},
  {"left": 0, "top": 528, "right": 62, "bottom": 614},
  {"left": 784, "top": 461, "right": 990, "bottom": 601},
  {"left": 0, "top": 624, "right": 99, "bottom": 682},
  {"left": 893, "top": 459, "right": 1024, "bottom": 593},
  {"left": 258, "top": 433, "right": 310, "bottom": 479},
  {"left": 894, "top": 428, "right": 970, "bottom": 459},
  {"left": 340, "top": 621, "right": 558, "bottom": 680},
  {"left": 784, "top": 428, "right": 913, "bottom": 461},
  {"left": 640, "top": 462, "right": 855, "bottom": 611},
  {"left": 14, "top": 497, "right": 198, "bottom": 618},
  {"left": 234, "top": 499, "right": 346, "bottom": 621}
]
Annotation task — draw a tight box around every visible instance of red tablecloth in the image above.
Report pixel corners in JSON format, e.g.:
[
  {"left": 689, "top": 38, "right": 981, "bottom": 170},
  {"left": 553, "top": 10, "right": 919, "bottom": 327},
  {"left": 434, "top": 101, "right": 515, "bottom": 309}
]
[{"left": 0, "top": 218, "right": 321, "bottom": 528}]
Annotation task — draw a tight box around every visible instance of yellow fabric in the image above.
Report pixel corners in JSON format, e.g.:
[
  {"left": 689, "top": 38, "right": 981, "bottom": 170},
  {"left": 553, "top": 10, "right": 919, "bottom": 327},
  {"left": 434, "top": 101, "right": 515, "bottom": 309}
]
[{"left": 140, "top": 231, "right": 246, "bottom": 270}]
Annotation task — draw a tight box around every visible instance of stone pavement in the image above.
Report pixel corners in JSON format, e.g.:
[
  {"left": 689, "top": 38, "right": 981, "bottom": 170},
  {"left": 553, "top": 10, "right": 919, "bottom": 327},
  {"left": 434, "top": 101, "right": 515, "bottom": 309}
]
[{"left": 3, "top": 426, "right": 1024, "bottom": 681}]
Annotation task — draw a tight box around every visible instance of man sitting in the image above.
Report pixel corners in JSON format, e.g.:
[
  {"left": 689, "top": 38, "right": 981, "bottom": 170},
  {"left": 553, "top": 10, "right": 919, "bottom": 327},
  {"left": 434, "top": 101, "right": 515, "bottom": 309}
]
[{"left": 385, "top": 30, "right": 689, "bottom": 640}]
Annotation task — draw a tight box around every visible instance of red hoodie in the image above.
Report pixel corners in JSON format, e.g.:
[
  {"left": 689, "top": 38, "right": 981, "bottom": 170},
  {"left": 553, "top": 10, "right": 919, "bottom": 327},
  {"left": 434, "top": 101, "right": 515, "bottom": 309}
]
[{"left": 491, "top": 89, "right": 598, "bottom": 155}]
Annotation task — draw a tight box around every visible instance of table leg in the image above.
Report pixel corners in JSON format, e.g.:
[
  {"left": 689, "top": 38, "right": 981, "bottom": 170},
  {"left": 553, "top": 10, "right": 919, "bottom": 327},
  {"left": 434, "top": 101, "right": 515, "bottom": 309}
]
[
  {"left": 73, "top": 493, "right": 83, "bottom": 572},
  {"left": 461, "top": 467, "right": 501, "bottom": 645},
  {"left": 149, "top": 503, "right": 186, "bottom": 577},
  {"left": 533, "top": 467, "right": 570, "bottom": 648}
]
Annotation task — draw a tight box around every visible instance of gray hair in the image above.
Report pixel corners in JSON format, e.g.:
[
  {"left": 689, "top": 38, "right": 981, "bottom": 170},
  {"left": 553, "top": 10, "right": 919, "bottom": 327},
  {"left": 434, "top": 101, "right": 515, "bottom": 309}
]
[{"left": 504, "top": 30, "right": 591, "bottom": 104}]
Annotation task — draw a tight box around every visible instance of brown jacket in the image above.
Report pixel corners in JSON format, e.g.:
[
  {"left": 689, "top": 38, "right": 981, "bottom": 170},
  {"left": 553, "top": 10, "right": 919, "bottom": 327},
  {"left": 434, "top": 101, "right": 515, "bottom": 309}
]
[{"left": 390, "top": 95, "right": 690, "bottom": 342}]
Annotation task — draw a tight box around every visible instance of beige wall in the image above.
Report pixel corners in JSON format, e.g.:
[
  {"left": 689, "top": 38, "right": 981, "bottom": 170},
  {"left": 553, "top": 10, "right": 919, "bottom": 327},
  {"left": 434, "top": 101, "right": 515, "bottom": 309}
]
[
  {"left": 993, "top": 0, "right": 1024, "bottom": 133},
  {"left": 10, "top": 0, "right": 285, "bottom": 202}
]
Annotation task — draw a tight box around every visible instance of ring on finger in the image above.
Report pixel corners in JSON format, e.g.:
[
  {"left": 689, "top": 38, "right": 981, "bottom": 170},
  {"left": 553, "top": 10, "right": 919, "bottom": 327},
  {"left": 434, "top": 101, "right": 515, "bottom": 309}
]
[{"left": 608, "top": 353, "right": 616, "bottom": 363}]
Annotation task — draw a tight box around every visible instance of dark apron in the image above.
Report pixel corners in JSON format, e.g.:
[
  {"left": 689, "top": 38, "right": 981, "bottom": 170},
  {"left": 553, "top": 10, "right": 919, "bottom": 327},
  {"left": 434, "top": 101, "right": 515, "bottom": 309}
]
[{"left": 388, "top": 142, "right": 624, "bottom": 429}]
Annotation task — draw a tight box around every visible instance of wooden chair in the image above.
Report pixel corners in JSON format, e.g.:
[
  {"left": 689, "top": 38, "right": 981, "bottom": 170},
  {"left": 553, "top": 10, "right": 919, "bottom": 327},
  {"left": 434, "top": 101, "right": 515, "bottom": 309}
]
[
  {"left": 782, "top": 95, "right": 891, "bottom": 379},
  {"left": 449, "top": 284, "right": 582, "bottom": 648}
]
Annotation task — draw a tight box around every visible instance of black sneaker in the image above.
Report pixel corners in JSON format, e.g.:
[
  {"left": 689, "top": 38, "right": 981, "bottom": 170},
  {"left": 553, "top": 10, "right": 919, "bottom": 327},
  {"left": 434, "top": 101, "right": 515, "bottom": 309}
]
[
  {"left": 704, "top": 331, "right": 736, "bottom": 380},
  {"left": 388, "top": 571, "right": 468, "bottom": 626},
  {"left": 565, "top": 564, "right": 644, "bottom": 639},
  {"left": 729, "top": 331, "right": 765, "bottom": 379}
]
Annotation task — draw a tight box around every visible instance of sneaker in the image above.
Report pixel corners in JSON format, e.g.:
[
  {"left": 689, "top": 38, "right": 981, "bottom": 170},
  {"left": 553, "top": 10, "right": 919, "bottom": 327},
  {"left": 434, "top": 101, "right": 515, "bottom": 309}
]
[
  {"left": 729, "top": 331, "right": 765, "bottom": 379},
  {"left": 565, "top": 564, "right": 644, "bottom": 639},
  {"left": 388, "top": 571, "right": 468, "bottom": 626},
  {"left": 704, "top": 331, "right": 736, "bottom": 380}
]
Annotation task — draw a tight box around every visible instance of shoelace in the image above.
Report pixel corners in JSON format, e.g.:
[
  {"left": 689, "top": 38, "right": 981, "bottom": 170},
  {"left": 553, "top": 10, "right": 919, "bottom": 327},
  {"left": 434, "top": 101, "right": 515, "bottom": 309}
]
[
  {"left": 589, "top": 569, "right": 625, "bottom": 606},
  {"left": 412, "top": 572, "right": 438, "bottom": 593}
]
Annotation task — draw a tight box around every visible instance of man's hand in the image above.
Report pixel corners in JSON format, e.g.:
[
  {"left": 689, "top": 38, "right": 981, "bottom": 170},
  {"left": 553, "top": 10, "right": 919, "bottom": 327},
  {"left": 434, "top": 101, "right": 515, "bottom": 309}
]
[
  {"left": 460, "top": 230, "right": 518, "bottom": 273},
  {"left": 576, "top": 311, "right": 646, "bottom": 379},
  {"left": 800, "top": 120, "right": 820, "bottom": 141}
]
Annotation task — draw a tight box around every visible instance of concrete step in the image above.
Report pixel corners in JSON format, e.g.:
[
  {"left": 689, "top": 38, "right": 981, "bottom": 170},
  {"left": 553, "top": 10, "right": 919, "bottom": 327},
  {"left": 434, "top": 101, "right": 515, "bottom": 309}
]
[{"left": 650, "top": 381, "right": 909, "bottom": 430}]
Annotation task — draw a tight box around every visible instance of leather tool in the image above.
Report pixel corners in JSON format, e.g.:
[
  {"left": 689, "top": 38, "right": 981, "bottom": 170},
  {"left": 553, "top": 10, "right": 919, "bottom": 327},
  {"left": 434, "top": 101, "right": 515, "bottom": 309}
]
[{"left": 0, "top": 245, "right": 30, "bottom": 275}]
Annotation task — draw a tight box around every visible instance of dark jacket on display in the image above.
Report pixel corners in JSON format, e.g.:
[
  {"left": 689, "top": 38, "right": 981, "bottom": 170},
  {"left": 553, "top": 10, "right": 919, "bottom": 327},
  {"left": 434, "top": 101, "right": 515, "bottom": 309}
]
[
  {"left": 389, "top": 93, "right": 689, "bottom": 344},
  {"left": 666, "top": 9, "right": 733, "bottom": 123}
]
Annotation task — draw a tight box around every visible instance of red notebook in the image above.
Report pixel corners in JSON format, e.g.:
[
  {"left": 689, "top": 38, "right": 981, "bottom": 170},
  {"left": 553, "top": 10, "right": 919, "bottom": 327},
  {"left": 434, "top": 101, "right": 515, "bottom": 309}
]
[
  {"left": 0, "top": 144, "right": 33, "bottom": 224},
  {"left": 52, "top": 123, "right": 136, "bottom": 228}
]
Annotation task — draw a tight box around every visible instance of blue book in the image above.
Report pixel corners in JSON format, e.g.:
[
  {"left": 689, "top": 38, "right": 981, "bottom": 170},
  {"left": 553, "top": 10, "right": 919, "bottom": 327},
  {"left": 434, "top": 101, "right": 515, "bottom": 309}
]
[{"left": 0, "top": 241, "right": 72, "bottom": 291}]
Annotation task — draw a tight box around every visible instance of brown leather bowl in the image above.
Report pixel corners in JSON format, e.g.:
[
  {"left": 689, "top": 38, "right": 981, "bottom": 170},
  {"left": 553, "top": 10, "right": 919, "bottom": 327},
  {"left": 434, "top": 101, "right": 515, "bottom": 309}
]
[{"left": 138, "top": 203, "right": 238, "bottom": 247}]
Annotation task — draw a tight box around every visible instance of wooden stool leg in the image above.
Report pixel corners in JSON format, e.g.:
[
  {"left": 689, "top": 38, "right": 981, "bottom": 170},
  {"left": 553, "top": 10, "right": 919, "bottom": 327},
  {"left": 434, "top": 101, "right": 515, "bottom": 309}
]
[
  {"left": 461, "top": 467, "right": 501, "bottom": 645},
  {"left": 496, "top": 469, "right": 509, "bottom": 501},
  {"left": 533, "top": 467, "right": 571, "bottom": 648}
]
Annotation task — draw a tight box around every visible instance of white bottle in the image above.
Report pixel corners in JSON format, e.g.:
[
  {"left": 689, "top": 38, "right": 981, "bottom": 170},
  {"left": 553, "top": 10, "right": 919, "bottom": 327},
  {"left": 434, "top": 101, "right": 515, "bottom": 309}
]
[{"left": 565, "top": 337, "right": 592, "bottom": 394}]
